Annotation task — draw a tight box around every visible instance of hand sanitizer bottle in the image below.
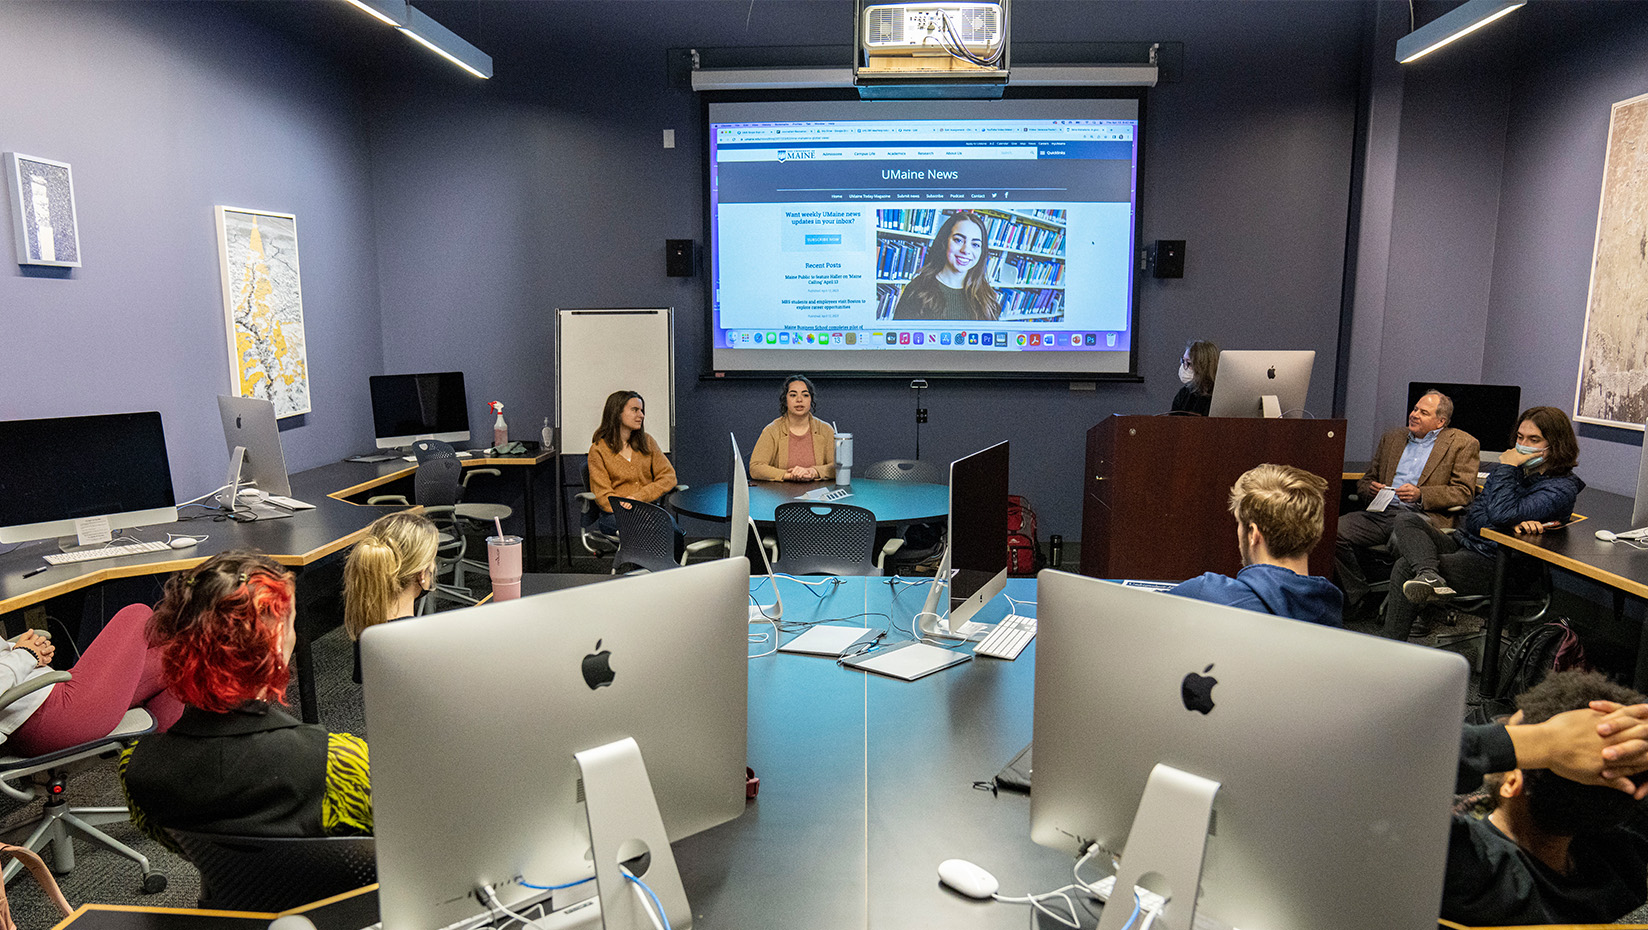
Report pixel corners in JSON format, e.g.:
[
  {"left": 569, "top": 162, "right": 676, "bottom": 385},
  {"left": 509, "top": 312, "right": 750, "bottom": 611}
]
[{"left": 541, "top": 417, "right": 554, "bottom": 452}]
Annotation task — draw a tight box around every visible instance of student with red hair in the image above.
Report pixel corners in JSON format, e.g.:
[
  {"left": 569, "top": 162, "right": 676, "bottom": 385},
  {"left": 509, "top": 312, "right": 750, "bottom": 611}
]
[{"left": 118, "top": 551, "right": 371, "bottom": 844}]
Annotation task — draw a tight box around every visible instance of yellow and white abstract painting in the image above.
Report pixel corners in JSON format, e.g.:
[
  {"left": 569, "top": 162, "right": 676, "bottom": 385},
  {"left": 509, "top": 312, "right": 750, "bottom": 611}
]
[{"left": 216, "top": 206, "right": 310, "bottom": 417}]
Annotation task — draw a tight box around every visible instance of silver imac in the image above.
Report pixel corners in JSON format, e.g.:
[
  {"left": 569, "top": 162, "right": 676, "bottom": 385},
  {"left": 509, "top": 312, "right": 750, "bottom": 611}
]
[
  {"left": 919, "top": 440, "right": 1008, "bottom": 640},
  {"left": 1030, "top": 570, "right": 1468, "bottom": 930},
  {"left": 1206, "top": 349, "right": 1316, "bottom": 418},
  {"left": 363, "top": 559, "right": 749, "bottom": 930},
  {"left": 0, "top": 412, "right": 178, "bottom": 547},
  {"left": 729, "top": 433, "right": 782, "bottom": 620},
  {"left": 217, "top": 395, "right": 294, "bottom": 499},
  {"left": 369, "top": 371, "right": 471, "bottom": 449}
]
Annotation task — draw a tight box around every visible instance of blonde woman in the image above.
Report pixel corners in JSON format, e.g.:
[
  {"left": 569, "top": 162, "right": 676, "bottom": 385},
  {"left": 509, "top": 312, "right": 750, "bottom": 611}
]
[{"left": 343, "top": 512, "right": 439, "bottom": 684}]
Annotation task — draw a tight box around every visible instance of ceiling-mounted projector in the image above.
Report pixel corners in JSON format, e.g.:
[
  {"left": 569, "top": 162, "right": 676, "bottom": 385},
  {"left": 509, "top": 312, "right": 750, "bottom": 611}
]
[{"left": 862, "top": 3, "right": 1004, "bottom": 54}]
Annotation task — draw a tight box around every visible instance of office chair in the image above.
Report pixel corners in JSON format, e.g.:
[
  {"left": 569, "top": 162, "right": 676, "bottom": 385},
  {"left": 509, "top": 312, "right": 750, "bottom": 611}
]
[
  {"left": 574, "top": 461, "right": 713, "bottom": 569},
  {"left": 0, "top": 661, "right": 166, "bottom": 893},
  {"left": 860, "top": 459, "right": 945, "bottom": 573},
  {"left": 772, "top": 501, "right": 879, "bottom": 576},
  {"left": 370, "top": 445, "right": 482, "bottom": 608},
  {"left": 413, "top": 439, "right": 514, "bottom": 578},
  {"left": 608, "top": 497, "right": 685, "bottom": 574},
  {"left": 166, "top": 830, "right": 376, "bottom": 912}
]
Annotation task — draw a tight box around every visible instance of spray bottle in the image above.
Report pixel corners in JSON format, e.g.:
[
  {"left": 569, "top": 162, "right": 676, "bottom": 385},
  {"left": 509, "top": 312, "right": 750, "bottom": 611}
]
[{"left": 489, "top": 401, "right": 508, "bottom": 447}]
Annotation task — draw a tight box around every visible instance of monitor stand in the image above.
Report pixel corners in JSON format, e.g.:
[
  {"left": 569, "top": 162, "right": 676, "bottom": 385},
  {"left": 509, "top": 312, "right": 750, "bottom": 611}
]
[
  {"left": 576, "top": 737, "right": 693, "bottom": 930},
  {"left": 1259, "top": 394, "right": 1282, "bottom": 418},
  {"left": 1095, "top": 762, "right": 1222, "bottom": 930},
  {"left": 746, "top": 516, "right": 783, "bottom": 622},
  {"left": 916, "top": 548, "right": 992, "bottom": 642}
]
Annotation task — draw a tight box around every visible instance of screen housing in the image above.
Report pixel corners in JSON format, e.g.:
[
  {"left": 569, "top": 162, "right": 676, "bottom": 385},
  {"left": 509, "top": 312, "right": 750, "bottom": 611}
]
[
  {"left": 922, "top": 440, "right": 1008, "bottom": 637},
  {"left": 217, "top": 395, "right": 292, "bottom": 498},
  {"left": 369, "top": 371, "right": 471, "bottom": 448},
  {"left": 0, "top": 412, "right": 179, "bottom": 545},
  {"left": 702, "top": 91, "right": 1146, "bottom": 380},
  {"left": 1207, "top": 350, "right": 1317, "bottom": 419}
]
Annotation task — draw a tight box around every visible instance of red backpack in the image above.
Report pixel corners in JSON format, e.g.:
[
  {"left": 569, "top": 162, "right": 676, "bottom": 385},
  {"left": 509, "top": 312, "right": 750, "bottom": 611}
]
[{"left": 1007, "top": 495, "right": 1044, "bottom": 576}]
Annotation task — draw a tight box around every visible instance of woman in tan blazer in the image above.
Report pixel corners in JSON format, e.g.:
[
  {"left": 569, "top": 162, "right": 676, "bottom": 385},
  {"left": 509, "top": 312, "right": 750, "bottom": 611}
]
[{"left": 750, "top": 375, "right": 836, "bottom": 481}]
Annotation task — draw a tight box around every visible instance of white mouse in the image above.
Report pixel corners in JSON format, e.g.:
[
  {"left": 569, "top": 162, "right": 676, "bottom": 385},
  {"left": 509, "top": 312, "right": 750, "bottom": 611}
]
[
  {"left": 1597, "top": 529, "right": 1618, "bottom": 542},
  {"left": 169, "top": 537, "right": 200, "bottom": 549},
  {"left": 937, "top": 858, "right": 999, "bottom": 899},
  {"left": 268, "top": 916, "right": 317, "bottom": 930}
]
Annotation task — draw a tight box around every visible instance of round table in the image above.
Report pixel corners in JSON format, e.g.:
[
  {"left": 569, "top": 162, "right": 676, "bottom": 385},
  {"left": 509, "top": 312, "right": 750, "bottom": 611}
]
[{"left": 670, "top": 478, "right": 948, "bottom": 524}]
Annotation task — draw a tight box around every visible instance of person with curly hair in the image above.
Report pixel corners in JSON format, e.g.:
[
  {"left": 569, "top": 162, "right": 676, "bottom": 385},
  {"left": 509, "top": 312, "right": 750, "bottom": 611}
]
[{"left": 119, "top": 551, "right": 371, "bottom": 845}]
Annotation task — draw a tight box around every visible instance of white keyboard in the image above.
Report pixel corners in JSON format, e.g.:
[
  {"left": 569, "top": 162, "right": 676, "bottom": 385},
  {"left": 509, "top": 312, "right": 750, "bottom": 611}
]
[
  {"left": 974, "top": 614, "right": 1037, "bottom": 660},
  {"left": 43, "top": 541, "right": 172, "bottom": 565},
  {"left": 262, "top": 495, "right": 315, "bottom": 511}
]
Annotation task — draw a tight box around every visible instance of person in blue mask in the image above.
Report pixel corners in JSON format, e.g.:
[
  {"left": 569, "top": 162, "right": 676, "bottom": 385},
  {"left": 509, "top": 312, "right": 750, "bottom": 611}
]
[{"left": 1381, "top": 406, "right": 1582, "bottom": 640}]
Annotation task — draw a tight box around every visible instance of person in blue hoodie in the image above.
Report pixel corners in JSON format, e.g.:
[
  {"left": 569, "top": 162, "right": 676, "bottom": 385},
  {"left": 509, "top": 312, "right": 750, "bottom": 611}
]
[
  {"left": 1169, "top": 464, "right": 1344, "bottom": 626},
  {"left": 1382, "top": 405, "right": 1583, "bottom": 640}
]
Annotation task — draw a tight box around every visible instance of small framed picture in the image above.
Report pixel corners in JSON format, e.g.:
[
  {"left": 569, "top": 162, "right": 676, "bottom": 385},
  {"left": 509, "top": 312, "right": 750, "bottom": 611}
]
[{"left": 4, "top": 153, "right": 82, "bottom": 267}]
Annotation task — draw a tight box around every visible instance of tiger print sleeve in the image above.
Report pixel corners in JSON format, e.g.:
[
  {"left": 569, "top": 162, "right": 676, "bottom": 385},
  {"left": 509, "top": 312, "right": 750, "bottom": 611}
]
[{"left": 322, "top": 732, "right": 373, "bottom": 836}]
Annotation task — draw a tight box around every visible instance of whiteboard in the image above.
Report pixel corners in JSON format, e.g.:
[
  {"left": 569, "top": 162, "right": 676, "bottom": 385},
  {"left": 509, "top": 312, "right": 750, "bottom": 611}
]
[{"left": 556, "top": 308, "right": 674, "bottom": 454}]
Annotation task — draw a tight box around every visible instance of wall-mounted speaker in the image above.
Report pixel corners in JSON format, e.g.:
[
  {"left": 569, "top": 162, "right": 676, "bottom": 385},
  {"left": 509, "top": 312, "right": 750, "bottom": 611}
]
[
  {"left": 666, "top": 239, "right": 697, "bottom": 277},
  {"left": 1148, "top": 239, "right": 1185, "bottom": 279}
]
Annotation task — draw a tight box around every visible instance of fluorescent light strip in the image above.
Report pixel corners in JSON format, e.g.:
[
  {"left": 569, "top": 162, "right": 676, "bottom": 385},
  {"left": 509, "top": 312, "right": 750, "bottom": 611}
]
[
  {"left": 339, "top": 0, "right": 406, "bottom": 27},
  {"left": 398, "top": 5, "right": 493, "bottom": 79},
  {"left": 1396, "top": 0, "right": 1525, "bottom": 64}
]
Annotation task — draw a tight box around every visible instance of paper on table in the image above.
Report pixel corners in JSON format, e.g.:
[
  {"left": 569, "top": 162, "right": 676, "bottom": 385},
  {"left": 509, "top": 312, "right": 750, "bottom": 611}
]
[{"left": 1367, "top": 488, "right": 1396, "bottom": 513}]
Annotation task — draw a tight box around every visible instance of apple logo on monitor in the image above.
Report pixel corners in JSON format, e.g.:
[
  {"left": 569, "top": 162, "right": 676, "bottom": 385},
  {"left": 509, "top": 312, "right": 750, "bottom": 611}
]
[
  {"left": 582, "top": 640, "right": 616, "bottom": 690},
  {"left": 1181, "top": 663, "right": 1217, "bottom": 715},
  {"left": 1266, "top": 366, "right": 1276, "bottom": 379}
]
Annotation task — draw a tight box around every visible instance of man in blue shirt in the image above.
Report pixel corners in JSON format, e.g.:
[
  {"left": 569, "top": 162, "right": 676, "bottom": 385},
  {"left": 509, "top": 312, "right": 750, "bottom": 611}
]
[
  {"left": 1170, "top": 464, "right": 1344, "bottom": 626},
  {"left": 1336, "top": 390, "right": 1481, "bottom": 621}
]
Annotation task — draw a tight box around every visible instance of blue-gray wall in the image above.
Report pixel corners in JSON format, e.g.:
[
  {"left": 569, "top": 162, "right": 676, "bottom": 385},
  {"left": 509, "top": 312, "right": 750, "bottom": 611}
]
[
  {"left": 5, "top": 0, "right": 1647, "bottom": 538},
  {"left": 0, "top": 1, "right": 384, "bottom": 501}
]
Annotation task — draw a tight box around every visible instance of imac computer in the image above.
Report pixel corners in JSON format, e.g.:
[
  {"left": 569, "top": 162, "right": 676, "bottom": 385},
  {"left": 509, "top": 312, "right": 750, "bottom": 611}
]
[
  {"left": 216, "top": 395, "right": 310, "bottom": 518},
  {"left": 1207, "top": 350, "right": 1316, "bottom": 418},
  {"left": 919, "top": 441, "right": 1009, "bottom": 640},
  {"left": 1404, "top": 381, "right": 1521, "bottom": 455},
  {"left": 369, "top": 371, "right": 471, "bottom": 449},
  {"left": 729, "top": 433, "right": 783, "bottom": 620},
  {"left": 0, "top": 412, "right": 179, "bottom": 548},
  {"left": 363, "top": 558, "right": 750, "bottom": 930},
  {"left": 1030, "top": 570, "right": 1469, "bottom": 930}
]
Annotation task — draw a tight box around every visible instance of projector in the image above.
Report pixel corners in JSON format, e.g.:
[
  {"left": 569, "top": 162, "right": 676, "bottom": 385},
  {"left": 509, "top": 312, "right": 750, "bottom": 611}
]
[{"left": 862, "top": 3, "right": 1004, "bottom": 54}]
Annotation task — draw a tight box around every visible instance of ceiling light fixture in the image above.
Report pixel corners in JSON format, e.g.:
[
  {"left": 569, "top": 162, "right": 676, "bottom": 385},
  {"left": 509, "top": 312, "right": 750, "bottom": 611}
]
[
  {"left": 398, "top": 5, "right": 493, "bottom": 79},
  {"left": 1395, "top": 0, "right": 1525, "bottom": 64}
]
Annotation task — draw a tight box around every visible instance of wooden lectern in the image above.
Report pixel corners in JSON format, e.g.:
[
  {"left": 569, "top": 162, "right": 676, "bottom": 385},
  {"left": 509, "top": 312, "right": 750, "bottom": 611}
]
[{"left": 1079, "top": 415, "right": 1347, "bottom": 582}]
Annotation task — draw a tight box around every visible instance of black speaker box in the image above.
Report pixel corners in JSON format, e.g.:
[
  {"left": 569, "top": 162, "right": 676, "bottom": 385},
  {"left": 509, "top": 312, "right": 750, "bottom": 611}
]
[
  {"left": 1149, "top": 239, "right": 1185, "bottom": 279},
  {"left": 666, "top": 239, "right": 697, "bottom": 277}
]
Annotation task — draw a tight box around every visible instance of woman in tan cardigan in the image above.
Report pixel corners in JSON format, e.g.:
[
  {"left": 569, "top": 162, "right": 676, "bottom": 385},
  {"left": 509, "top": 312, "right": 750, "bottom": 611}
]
[
  {"left": 587, "top": 391, "right": 680, "bottom": 553},
  {"left": 750, "top": 375, "right": 836, "bottom": 482}
]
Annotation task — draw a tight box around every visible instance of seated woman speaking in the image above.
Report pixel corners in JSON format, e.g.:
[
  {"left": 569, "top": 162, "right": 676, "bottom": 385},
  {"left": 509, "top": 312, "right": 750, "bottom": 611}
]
[
  {"left": 751, "top": 375, "right": 835, "bottom": 482},
  {"left": 1381, "top": 406, "right": 1583, "bottom": 640},
  {"left": 119, "top": 551, "right": 372, "bottom": 845}
]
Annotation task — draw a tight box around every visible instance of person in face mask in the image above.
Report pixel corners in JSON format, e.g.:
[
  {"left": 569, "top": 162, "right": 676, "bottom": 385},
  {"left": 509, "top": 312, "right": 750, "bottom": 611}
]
[
  {"left": 1381, "top": 406, "right": 1583, "bottom": 640},
  {"left": 1170, "top": 340, "right": 1219, "bottom": 416}
]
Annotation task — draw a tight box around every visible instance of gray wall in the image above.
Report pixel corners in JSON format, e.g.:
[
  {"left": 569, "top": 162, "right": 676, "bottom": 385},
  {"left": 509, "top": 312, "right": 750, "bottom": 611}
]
[
  {"left": 1481, "top": 3, "right": 1648, "bottom": 495},
  {"left": 367, "top": 0, "right": 1367, "bottom": 538},
  {"left": 0, "top": 1, "right": 384, "bottom": 502},
  {"left": 10, "top": 0, "right": 1647, "bottom": 539}
]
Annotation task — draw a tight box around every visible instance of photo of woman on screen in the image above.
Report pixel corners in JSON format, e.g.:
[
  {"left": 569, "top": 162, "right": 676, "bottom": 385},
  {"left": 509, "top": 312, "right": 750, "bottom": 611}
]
[{"left": 892, "top": 211, "right": 1001, "bottom": 322}]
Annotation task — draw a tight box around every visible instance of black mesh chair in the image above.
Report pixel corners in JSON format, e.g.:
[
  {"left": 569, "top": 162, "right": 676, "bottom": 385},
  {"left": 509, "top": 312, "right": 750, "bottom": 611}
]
[
  {"left": 772, "top": 501, "right": 879, "bottom": 576},
  {"left": 609, "top": 496, "right": 685, "bottom": 574},
  {"left": 860, "top": 459, "right": 945, "bottom": 572},
  {"left": 166, "top": 830, "right": 376, "bottom": 912},
  {"left": 576, "top": 463, "right": 622, "bottom": 562},
  {"left": 369, "top": 441, "right": 480, "bottom": 609}
]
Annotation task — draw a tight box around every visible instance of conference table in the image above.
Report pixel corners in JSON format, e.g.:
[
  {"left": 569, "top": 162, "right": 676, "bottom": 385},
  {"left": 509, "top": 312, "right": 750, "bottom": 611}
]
[
  {"left": 1479, "top": 485, "right": 1648, "bottom": 694},
  {"left": 670, "top": 478, "right": 949, "bottom": 524},
  {"left": 0, "top": 451, "right": 551, "bottom": 722}
]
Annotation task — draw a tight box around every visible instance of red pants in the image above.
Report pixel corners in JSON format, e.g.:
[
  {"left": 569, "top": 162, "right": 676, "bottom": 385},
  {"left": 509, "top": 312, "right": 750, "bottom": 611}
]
[{"left": 7, "top": 603, "right": 184, "bottom": 756}]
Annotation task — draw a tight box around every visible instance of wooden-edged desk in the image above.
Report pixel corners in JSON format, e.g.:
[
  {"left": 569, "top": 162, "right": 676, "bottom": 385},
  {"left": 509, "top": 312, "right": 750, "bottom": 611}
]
[
  {"left": 51, "top": 883, "right": 378, "bottom": 930},
  {"left": 670, "top": 478, "right": 948, "bottom": 524},
  {"left": 1480, "top": 486, "right": 1648, "bottom": 694}
]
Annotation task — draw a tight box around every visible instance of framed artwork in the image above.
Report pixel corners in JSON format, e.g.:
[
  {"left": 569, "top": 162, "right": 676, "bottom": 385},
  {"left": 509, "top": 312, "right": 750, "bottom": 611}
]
[
  {"left": 1574, "top": 91, "right": 1648, "bottom": 430},
  {"left": 215, "top": 206, "right": 311, "bottom": 418},
  {"left": 4, "top": 152, "right": 81, "bottom": 267}
]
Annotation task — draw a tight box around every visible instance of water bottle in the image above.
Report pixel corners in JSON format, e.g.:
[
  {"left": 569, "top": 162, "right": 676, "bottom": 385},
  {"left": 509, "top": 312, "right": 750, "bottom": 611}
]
[{"left": 1049, "top": 534, "right": 1063, "bottom": 568}]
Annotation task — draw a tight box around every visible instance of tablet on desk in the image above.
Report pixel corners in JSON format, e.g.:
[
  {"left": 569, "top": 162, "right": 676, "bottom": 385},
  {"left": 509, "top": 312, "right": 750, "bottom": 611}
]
[
  {"left": 778, "top": 625, "right": 881, "bottom": 658},
  {"left": 842, "top": 641, "right": 971, "bottom": 681}
]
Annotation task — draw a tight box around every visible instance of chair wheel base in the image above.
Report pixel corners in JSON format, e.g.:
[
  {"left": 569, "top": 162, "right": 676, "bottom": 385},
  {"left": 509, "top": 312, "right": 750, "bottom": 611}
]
[{"left": 142, "top": 871, "right": 167, "bottom": 894}]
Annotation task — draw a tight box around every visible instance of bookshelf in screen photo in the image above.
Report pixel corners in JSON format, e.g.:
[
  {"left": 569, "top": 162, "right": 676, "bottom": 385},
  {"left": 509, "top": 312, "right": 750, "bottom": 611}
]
[{"left": 873, "top": 207, "right": 1066, "bottom": 323}]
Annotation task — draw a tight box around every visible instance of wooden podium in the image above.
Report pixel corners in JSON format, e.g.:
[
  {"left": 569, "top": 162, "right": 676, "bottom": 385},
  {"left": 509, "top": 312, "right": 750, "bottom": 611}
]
[{"left": 1078, "top": 415, "right": 1347, "bottom": 582}]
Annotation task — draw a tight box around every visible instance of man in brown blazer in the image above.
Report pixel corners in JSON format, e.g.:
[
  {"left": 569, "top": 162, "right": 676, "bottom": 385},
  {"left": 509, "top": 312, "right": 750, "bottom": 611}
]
[{"left": 1337, "top": 390, "right": 1481, "bottom": 618}]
